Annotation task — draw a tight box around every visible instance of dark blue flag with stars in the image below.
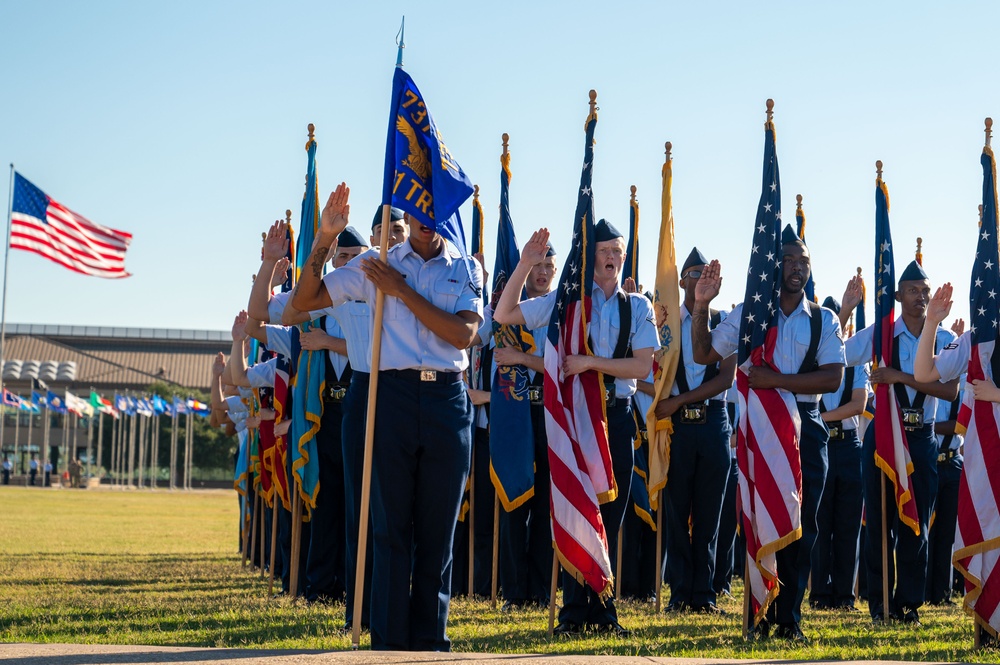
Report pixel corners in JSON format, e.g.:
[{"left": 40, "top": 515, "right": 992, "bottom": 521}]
[
  {"left": 971, "top": 148, "right": 1000, "bottom": 349},
  {"left": 381, "top": 67, "right": 474, "bottom": 254},
  {"left": 738, "top": 118, "right": 782, "bottom": 366}
]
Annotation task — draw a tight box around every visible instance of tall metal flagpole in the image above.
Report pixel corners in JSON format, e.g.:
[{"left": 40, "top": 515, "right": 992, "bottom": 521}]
[
  {"left": 0, "top": 164, "right": 16, "bottom": 457},
  {"left": 352, "top": 17, "right": 402, "bottom": 648}
]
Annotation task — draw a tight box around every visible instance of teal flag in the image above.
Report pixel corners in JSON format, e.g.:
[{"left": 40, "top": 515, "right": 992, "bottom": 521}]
[{"left": 290, "top": 133, "right": 323, "bottom": 514}]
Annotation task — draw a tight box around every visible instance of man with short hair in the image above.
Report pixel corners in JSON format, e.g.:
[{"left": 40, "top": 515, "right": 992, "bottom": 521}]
[
  {"left": 691, "top": 225, "right": 845, "bottom": 642},
  {"left": 840, "top": 261, "right": 960, "bottom": 625},
  {"left": 494, "top": 221, "right": 658, "bottom": 637},
  {"left": 655, "top": 247, "right": 737, "bottom": 615},
  {"left": 293, "top": 184, "right": 483, "bottom": 651}
]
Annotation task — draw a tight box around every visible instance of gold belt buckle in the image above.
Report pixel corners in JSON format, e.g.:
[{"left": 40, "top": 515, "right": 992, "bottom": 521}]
[
  {"left": 332, "top": 386, "right": 347, "bottom": 400},
  {"left": 420, "top": 370, "right": 437, "bottom": 382},
  {"left": 828, "top": 426, "right": 841, "bottom": 439},
  {"left": 528, "top": 386, "right": 542, "bottom": 403},
  {"left": 937, "top": 452, "right": 946, "bottom": 463}
]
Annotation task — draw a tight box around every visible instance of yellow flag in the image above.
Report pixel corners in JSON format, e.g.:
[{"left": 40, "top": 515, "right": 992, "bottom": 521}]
[{"left": 645, "top": 145, "right": 682, "bottom": 511}]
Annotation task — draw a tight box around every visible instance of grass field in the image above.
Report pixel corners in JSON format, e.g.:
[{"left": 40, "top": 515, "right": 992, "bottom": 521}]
[{"left": 0, "top": 485, "right": 995, "bottom": 661}]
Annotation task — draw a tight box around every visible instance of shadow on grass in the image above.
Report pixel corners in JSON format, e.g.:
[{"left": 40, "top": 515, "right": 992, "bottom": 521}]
[{"left": 0, "top": 647, "right": 327, "bottom": 665}]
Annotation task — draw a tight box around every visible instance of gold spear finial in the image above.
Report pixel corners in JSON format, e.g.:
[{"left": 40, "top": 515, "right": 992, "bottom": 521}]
[
  {"left": 306, "top": 123, "right": 315, "bottom": 149},
  {"left": 630, "top": 185, "right": 637, "bottom": 202},
  {"left": 876, "top": 160, "right": 883, "bottom": 179},
  {"left": 589, "top": 90, "right": 597, "bottom": 115},
  {"left": 766, "top": 99, "right": 774, "bottom": 123},
  {"left": 502, "top": 133, "right": 509, "bottom": 156},
  {"left": 665, "top": 142, "right": 672, "bottom": 160},
  {"left": 916, "top": 237, "right": 923, "bottom": 265},
  {"left": 857, "top": 266, "right": 863, "bottom": 278},
  {"left": 285, "top": 210, "right": 292, "bottom": 224},
  {"left": 987, "top": 117, "right": 993, "bottom": 148},
  {"left": 473, "top": 184, "right": 479, "bottom": 201},
  {"left": 796, "top": 194, "right": 803, "bottom": 211}
]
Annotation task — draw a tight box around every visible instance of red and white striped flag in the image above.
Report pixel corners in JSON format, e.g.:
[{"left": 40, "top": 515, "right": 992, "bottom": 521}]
[
  {"left": 544, "top": 98, "right": 615, "bottom": 599},
  {"left": 735, "top": 109, "right": 802, "bottom": 624},
  {"left": 11, "top": 172, "right": 131, "bottom": 278},
  {"left": 953, "top": 142, "right": 1000, "bottom": 637}
]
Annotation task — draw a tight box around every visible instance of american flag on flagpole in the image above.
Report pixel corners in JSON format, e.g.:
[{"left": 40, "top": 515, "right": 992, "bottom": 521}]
[
  {"left": 736, "top": 102, "right": 803, "bottom": 625},
  {"left": 544, "top": 92, "right": 616, "bottom": 599},
  {"left": 10, "top": 172, "right": 131, "bottom": 278},
  {"left": 953, "top": 139, "right": 1000, "bottom": 637},
  {"left": 871, "top": 166, "right": 921, "bottom": 535}
]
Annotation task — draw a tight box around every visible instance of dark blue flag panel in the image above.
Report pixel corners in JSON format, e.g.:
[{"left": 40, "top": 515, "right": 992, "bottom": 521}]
[
  {"left": 489, "top": 147, "right": 535, "bottom": 510},
  {"left": 738, "top": 118, "right": 783, "bottom": 366}
]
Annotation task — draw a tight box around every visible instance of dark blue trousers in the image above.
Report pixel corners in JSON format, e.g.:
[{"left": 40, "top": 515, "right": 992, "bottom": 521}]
[
  {"left": 767, "top": 402, "right": 828, "bottom": 625},
  {"left": 927, "top": 452, "right": 963, "bottom": 604},
  {"left": 619, "top": 477, "right": 661, "bottom": 600},
  {"left": 559, "top": 401, "right": 635, "bottom": 627},
  {"left": 304, "top": 400, "right": 346, "bottom": 602},
  {"left": 664, "top": 402, "right": 731, "bottom": 608},
  {"left": 342, "top": 371, "right": 372, "bottom": 628},
  {"left": 451, "top": 425, "right": 495, "bottom": 598},
  {"left": 369, "top": 372, "right": 472, "bottom": 652},
  {"left": 863, "top": 423, "right": 937, "bottom": 616},
  {"left": 499, "top": 403, "right": 552, "bottom": 604},
  {"left": 812, "top": 429, "right": 863, "bottom": 607},
  {"left": 714, "top": 455, "right": 739, "bottom": 595}
]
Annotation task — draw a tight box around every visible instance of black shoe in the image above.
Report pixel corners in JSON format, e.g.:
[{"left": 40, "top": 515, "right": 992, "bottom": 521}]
[
  {"left": 664, "top": 600, "right": 688, "bottom": 613},
  {"left": 552, "top": 620, "right": 582, "bottom": 636},
  {"left": 696, "top": 603, "right": 727, "bottom": 616},
  {"left": 900, "top": 606, "right": 921, "bottom": 626},
  {"left": 838, "top": 602, "right": 861, "bottom": 612},
  {"left": 871, "top": 611, "right": 884, "bottom": 625},
  {"left": 748, "top": 618, "right": 770, "bottom": 641},
  {"left": 501, "top": 600, "right": 525, "bottom": 613},
  {"left": 774, "top": 622, "right": 809, "bottom": 644},
  {"left": 591, "top": 620, "right": 631, "bottom": 637},
  {"left": 810, "top": 598, "right": 832, "bottom": 610}
]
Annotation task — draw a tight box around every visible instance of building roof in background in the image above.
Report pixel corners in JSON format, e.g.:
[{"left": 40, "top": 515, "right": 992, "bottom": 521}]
[{"left": 1, "top": 324, "right": 230, "bottom": 393}]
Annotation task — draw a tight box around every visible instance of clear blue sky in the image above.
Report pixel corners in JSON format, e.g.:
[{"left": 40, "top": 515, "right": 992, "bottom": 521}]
[{"left": 0, "top": 1, "right": 994, "bottom": 331}]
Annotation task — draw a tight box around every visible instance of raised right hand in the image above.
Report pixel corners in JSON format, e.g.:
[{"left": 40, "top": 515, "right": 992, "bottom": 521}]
[
  {"left": 262, "top": 220, "right": 289, "bottom": 262},
  {"left": 927, "top": 283, "right": 953, "bottom": 326},
  {"left": 520, "top": 228, "right": 550, "bottom": 267},
  {"left": 694, "top": 260, "right": 721, "bottom": 304},
  {"left": 320, "top": 182, "right": 351, "bottom": 239}
]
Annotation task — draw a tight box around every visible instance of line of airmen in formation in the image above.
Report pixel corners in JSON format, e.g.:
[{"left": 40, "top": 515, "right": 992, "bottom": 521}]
[{"left": 208, "top": 181, "right": 990, "bottom": 650}]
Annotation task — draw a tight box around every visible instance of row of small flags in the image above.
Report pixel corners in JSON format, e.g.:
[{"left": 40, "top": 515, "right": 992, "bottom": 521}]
[{"left": 0, "top": 389, "right": 208, "bottom": 418}]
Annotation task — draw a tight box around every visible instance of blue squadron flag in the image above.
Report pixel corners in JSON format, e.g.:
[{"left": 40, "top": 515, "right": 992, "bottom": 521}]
[
  {"left": 381, "top": 67, "right": 475, "bottom": 254},
  {"left": 489, "top": 141, "right": 536, "bottom": 511},
  {"left": 290, "top": 127, "right": 324, "bottom": 515}
]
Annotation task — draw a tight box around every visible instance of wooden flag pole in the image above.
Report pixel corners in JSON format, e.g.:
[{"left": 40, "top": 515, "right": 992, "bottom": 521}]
[
  {"left": 491, "top": 495, "right": 500, "bottom": 608},
  {"left": 615, "top": 526, "right": 622, "bottom": 600},
  {"left": 289, "top": 491, "right": 302, "bottom": 597},
  {"left": 249, "top": 486, "right": 261, "bottom": 572},
  {"left": 468, "top": 443, "right": 475, "bottom": 597},
  {"left": 548, "top": 551, "right": 558, "bottom": 637},
  {"left": 350, "top": 195, "right": 393, "bottom": 646},
  {"left": 654, "top": 489, "right": 663, "bottom": 612},
  {"left": 259, "top": 495, "right": 267, "bottom": 579},
  {"left": 268, "top": 495, "right": 280, "bottom": 595}
]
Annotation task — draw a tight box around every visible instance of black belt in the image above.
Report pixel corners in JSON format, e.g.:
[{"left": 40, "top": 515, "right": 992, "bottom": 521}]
[
  {"left": 380, "top": 369, "right": 462, "bottom": 384},
  {"left": 938, "top": 449, "right": 959, "bottom": 463},
  {"left": 827, "top": 424, "right": 857, "bottom": 440},
  {"left": 324, "top": 383, "right": 350, "bottom": 403}
]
